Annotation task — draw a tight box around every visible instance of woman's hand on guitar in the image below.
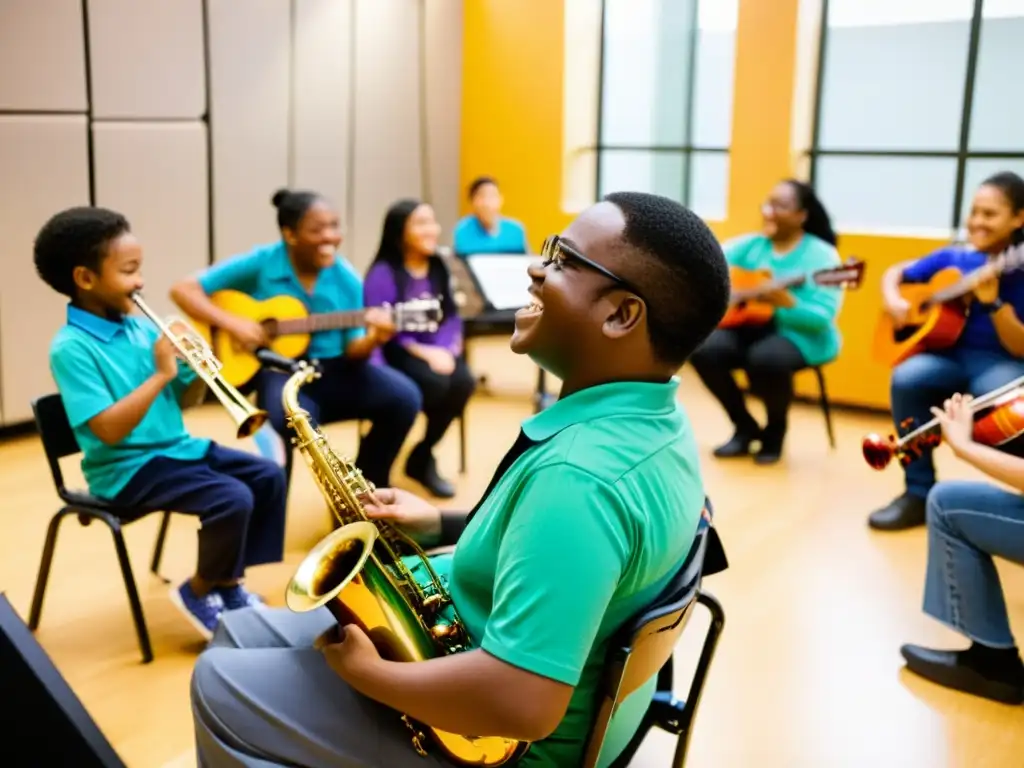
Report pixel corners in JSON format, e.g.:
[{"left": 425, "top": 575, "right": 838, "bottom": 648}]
[
  {"left": 884, "top": 296, "right": 911, "bottom": 328},
  {"left": 972, "top": 277, "right": 1000, "bottom": 304},
  {"left": 224, "top": 317, "right": 269, "bottom": 351},
  {"left": 930, "top": 393, "right": 974, "bottom": 453},
  {"left": 364, "top": 307, "right": 397, "bottom": 344}
]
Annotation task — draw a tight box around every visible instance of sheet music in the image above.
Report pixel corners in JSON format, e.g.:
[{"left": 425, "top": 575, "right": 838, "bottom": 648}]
[{"left": 465, "top": 254, "right": 543, "bottom": 310}]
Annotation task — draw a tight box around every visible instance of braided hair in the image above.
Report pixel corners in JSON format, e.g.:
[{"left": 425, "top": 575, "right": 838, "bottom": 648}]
[{"left": 784, "top": 179, "right": 838, "bottom": 247}]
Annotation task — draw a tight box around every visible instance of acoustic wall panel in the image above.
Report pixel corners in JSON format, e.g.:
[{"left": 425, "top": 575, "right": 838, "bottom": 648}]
[
  {"left": 292, "top": 0, "right": 354, "bottom": 232},
  {"left": 92, "top": 123, "right": 210, "bottom": 319},
  {"left": 423, "top": 0, "right": 464, "bottom": 238},
  {"left": 0, "top": 0, "right": 88, "bottom": 111},
  {"left": 207, "top": 0, "right": 291, "bottom": 261},
  {"left": 0, "top": 116, "right": 91, "bottom": 426},
  {"left": 349, "top": 0, "right": 425, "bottom": 271},
  {"left": 86, "top": 0, "right": 206, "bottom": 119}
]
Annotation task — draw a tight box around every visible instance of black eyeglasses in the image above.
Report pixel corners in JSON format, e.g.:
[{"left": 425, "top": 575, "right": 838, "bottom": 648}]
[{"left": 540, "top": 235, "right": 646, "bottom": 303}]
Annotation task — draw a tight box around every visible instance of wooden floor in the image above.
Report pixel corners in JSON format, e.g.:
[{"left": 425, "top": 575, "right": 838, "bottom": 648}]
[{"left": 2, "top": 350, "right": 1023, "bottom": 767}]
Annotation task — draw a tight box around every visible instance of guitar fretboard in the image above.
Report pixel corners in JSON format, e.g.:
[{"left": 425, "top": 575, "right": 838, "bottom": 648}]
[
  {"left": 730, "top": 274, "right": 805, "bottom": 303},
  {"left": 275, "top": 310, "right": 365, "bottom": 335},
  {"left": 930, "top": 245, "right": 1023, "bottom": 305}
]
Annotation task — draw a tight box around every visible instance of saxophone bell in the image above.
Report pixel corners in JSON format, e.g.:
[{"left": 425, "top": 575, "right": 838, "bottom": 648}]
[
  {"left": 286, "top": 520, "right": 378, "bottom": 618},
  {"left": 130, "top": 291, "right": 269, "bottom": 439}
]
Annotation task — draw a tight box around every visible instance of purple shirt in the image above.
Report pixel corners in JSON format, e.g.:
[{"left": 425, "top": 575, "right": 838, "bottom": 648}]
[{"left": 363, "top": 261, "right": 462, "bottom": 360}]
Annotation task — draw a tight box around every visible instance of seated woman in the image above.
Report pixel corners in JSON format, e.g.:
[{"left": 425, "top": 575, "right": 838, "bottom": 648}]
[
  {"left": 869, "top": 172, "right": 1024, "bottom": 531},
  {"left": 900, "top": 392, "right": 1024, "bottom": 705},
  {"left": 364, "top": 200, "right": 476, "bottom": 499},
  {"left": 452, "top": 176, "right": 529, "bottom": 255},
  {"left": 689, "top": 179, "right": 842, "bottom": 464}
]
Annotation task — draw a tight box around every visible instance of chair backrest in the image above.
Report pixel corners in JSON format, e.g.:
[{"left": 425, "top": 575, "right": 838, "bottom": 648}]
[
  {"left": 581, "top": 506, "right": 713, "bottom": 768},
  {"left": 0, "top": 592, "right": 126, "bottom": 766},
  {"left": 31, "top": 393, "right": 80, "bottom": 496}
]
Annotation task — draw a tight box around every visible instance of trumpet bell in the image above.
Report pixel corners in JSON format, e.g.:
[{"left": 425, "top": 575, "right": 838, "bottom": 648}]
[
  {"left": 285, "top": 520, "right": 379, "bottom": 613},
  {"left": 862, "top": 433, "right": 894, "bottom": 470}
]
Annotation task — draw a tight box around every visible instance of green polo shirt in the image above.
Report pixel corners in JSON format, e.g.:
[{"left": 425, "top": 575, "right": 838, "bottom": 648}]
[
  {"left": 48, "top": 305, "right": 210, "bottom": 500},
  {"left": 404, "top": 377, "right": 704, "bottom": 767},
  {"left": 195, "top": 241, "right": 366, "bottom": 360}
]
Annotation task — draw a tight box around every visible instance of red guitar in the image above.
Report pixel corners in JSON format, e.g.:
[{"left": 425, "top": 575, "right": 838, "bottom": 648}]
[{"left": 719, "top": 258, "right": 865, "bottom": 329}]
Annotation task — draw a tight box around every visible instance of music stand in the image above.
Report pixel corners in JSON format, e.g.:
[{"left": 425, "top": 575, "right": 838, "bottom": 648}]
[
  {"left": 446, "top": 253, "right": 554, "bottom": 412},
  {"left": 0, "top": 592, "right": 126, "bottom": 767}
]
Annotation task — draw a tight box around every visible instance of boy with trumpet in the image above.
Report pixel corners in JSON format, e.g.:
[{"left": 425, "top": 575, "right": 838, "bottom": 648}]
[{"left": 35, "top": 207, "right": 287, "bottom": 639}]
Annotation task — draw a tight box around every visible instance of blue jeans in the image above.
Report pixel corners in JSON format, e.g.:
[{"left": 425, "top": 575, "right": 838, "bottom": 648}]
[
  {"left": 924, "top": 481, "right": 1024, "bottom": 647},
  {"left": 257, "top": 356, "right": 422, "bottom": 488},
  {"left": 890, "top": 348, "right": 1024, "bottom": 498}
]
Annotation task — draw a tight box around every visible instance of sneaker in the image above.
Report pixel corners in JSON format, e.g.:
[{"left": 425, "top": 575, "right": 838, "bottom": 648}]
[
  {"left": 169, "top": 581, "right": 224, "bottom": 640},
  {"left": 218, "top": 585, "right": 265, "bottom": 611}
]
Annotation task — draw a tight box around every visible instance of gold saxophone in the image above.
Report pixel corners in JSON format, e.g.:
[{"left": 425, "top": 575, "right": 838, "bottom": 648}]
[{"left": 281, "top": 361, "right": 530, "bottom": 766}]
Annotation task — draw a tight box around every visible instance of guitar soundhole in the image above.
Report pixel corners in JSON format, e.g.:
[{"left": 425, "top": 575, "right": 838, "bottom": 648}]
[
  {"left": 261, "top": 318, "right": 279, "bottom": 339},
  {"left": 892, "top": 325, "right": 919, "bottom": 343}
]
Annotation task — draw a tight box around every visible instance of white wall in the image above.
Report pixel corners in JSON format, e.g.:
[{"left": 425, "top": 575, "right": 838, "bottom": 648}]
[{"left": 0, "top": 0, "right": 464, "bottom": 426}]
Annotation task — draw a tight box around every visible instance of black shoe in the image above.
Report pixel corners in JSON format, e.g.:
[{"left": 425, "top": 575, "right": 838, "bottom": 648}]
[
  {"left": 713, "top": 428, "right": 761, "bottom": 458},
  {"left": 754, "top": 426, "right": 785, "bottom": 465},
  {"left": 901, "top": 643, "right": 1024, "bottom": 705},
  {"left": 868, "top": 493, "right": 927, "bottom": 531},
  {"left": 405, "top": 445, "right": 455, "bottom": 499}
]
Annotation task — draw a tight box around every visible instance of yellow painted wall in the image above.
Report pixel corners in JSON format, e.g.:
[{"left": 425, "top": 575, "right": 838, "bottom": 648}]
[{"left": 458, "top": 0, "right": 952, "bottom": 412}]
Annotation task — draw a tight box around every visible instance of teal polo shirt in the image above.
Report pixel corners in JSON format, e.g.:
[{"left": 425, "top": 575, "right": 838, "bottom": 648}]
[
  {"left": 452, "top": 214, "right": 529, "bottom": 255},
  {"left": 403, "top": 377, "right": 704, "bottom": 767},
  {"left": 196, "top": 241, "right": 366, "bottom": 360},
  {"left": 48, "top": 305, "right": 210, "bottom": 500}
]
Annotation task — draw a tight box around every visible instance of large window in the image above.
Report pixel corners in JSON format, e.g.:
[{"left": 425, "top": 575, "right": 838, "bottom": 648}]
[
  {"left": 591, "top": 0, "right": 737, "bottom": 220},
  {"left": 808, "top": 0, "right": 1024, "bottom": 236}
]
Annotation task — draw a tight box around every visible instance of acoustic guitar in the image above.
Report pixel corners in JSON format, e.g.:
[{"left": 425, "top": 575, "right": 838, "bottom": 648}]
[
  {"left": 190, "top": 290, "right": 443, "bottom": 388},
  {"left": 719, "top": 257, "right": 866, "bottom": 329},
  {"left": 872, "top": 243, "right": 1024, "bottom": 367}
]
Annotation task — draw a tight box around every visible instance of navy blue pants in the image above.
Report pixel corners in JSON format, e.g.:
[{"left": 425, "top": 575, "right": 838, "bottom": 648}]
[
  {"left": 113, "top": 443, "right": 287, "bottom": 582},
  {"left": 256, "top": 357, "right": 421, "bottom": 488}
]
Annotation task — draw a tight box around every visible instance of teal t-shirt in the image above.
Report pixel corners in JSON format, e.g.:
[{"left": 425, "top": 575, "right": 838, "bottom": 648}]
[
  {"left": 724, "top": 232, "right": 843, "bottom": 366},
  {"left": 403, "top": 378, "right": 705, "bottom": 767},
  {"left": 48, "top": 305, "right": 210, "bottom": 499},
  {"left": 195, "top": 241, "right": 367, "bottom": 360},
  {"left": 452, "top": 215, "right": 529, "bottom": 255}
]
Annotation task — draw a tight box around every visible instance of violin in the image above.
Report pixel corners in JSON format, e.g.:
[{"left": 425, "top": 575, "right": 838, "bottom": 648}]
[{"left": 862, "top": 374, "right": 1024, "bottom": 470}]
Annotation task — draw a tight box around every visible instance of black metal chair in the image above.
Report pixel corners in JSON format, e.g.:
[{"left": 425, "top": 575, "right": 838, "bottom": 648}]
[
  {"left": 585, "top": 504, "right": 727, "bottom": 768},
  {"left": 805, "top": 365, "right": 836, "bottom": 449},
  {"left": 28, "top": 394, "right": 173, "bottom": 664}
]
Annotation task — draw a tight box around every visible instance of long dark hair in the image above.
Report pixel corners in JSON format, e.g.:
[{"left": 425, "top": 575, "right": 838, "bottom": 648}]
[
  {"left": 371, "top": 199, "right": 456, "bottom": 319},
  {"left": 784, "top": 179, "right": 838, "bottom": 247},
  {"left": 980, "top": 171, "right": 1024, "bottom": 247}
]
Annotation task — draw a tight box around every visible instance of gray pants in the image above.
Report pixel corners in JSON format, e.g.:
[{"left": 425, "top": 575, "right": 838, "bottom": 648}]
[{"left": 191, "top": 606, "right": 458, "bottom": 767}]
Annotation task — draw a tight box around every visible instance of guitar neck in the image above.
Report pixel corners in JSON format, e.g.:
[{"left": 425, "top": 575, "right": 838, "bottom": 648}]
[
  {"left": 732, "top": 273, "right": 805, "bottom": 303},
  {"left": 275, "top": 310, "right": 365, "bottom": 335},
  {"left": 931, "top": 262, "right": 1004, "bottom": 304}
]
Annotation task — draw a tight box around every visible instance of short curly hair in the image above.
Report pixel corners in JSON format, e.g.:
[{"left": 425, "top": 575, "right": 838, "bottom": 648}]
[
  {"left": 604, "top": 192, "right": 730, "bottom": 367},
  {"left": 34, "top": 207, "right": 131, "bottom": 298}
]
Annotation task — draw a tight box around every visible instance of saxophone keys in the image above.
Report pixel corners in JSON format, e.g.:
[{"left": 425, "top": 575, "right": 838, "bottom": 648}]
[
  {"left": 430, "top": 621, "right": 454, "bottom": 640},
  {"left": 402, "top": 715, "right": 429, "bottom": 756}
]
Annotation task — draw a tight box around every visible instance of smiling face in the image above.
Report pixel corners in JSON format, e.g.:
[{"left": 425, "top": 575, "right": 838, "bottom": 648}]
[
  {"left": 403, "top": 203, "right": 442, "bottom": 256},
  {"left": 283, "top": 199, "right": 343, "bottom": 271},
  {"left": 73, "top": 232, "right": 145, "bottom": 316},
  {"left": 760, "top": 182, "right": 807, "bottom": 241},
  {"left": 967, "top": 183, "right": 1024, "bottom": 254},
  {"left": 510, "top": 202, "right": 644, "bottom": 380},
  {"left": 471, "top": 181, "right": 503, "bottom": 228}
]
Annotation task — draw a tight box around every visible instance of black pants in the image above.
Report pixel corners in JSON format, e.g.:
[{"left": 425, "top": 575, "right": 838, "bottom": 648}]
[
  {"left": 383, "top": 343, "right": 476, "bottom": 451},
  {"left": 256, "top": 356, "right": 422, "bottom": 488},
  {"left": 689, "top": 325, "right": 807, "bottom": 436},
  {"left": 113, "top": 443, "right": 287, "bottom": 582}
]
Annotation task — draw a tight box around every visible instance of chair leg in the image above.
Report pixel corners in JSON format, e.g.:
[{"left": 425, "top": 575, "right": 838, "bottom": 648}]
[
  {"left": 109, "top": 521, "right": 154, "bottom": 664},
  {"left": 28, "top": 507, "right": 74, "bottom": 630},
  {"left": 815, "top": 368, "right": 836, "bottom": 449},
  {"left": 150, "top": 511, "right": 172, "bottom": 584},
  {"left": 459, "top": 414, "right": 467, "bottom": 474},
  {"left": 672, "top": 591, "right": 726, "bottom": 768}
]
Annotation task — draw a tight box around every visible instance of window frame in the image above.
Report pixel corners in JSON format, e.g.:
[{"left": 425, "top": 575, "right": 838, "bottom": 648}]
[
  {"left": 588, "top": 0, "right": 731, "bottom": 209},
  {"left": 806, "top": 0, "right": 1024, "bottom": 232}
]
